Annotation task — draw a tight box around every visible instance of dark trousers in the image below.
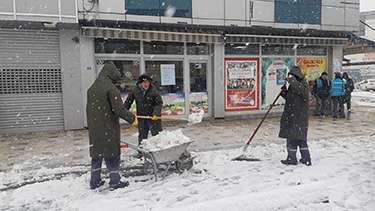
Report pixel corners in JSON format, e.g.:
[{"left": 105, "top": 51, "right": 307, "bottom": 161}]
[
  {"left": 138, "top": 119, "right": 162, "bottom": 145},
  {"left": 315, "top": 96, "right": 329, "bottom": 116},
  {"left": 90, "top": 156, "right": 120, "bottom": 187},
  {"left": 346, "top": 94, "right": 352, "bottom": 111},
  {"left": 286, "top": 139, "right": 311, "bottom": 162},
  {"left": 332, "top": 96, "right": 345, "bottom": 118}
]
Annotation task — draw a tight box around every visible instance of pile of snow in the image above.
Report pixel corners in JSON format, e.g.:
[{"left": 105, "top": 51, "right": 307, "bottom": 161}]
[
  {"left": 188, "top": 109, "right": 204, "bottom": 124},
  {"left": 141, "top": 129, "right": 192, "bottom": 152}
]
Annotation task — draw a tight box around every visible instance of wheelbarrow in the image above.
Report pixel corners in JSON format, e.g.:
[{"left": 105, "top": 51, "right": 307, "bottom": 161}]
[{"left": 121, "top": 141, "right": 194, "bottom": 181}]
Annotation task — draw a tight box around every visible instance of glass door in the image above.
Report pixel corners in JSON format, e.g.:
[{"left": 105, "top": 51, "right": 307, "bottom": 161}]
[
  {"left": 189, "top": 61, "right": 209, "bottom": 115},
  {"left": 145, "top": 60, "right": 185, "bottom": 116}
]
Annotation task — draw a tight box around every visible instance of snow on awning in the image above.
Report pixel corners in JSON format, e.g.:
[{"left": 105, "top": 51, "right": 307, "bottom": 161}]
[
  {"left": 225, "top": 34, "right": 349, "bottom": 46},
  {"left": 81, "top": 27, "right": 223, "bottom": 43}
]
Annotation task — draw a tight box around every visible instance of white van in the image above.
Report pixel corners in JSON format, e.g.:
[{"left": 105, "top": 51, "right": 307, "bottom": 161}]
[{"left": 357, "top": 79, "right": 375, "bottom": 91}]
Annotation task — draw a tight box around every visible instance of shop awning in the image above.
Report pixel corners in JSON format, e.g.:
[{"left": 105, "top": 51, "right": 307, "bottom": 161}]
[
  {"left": 81, "top": 26, "right": 349, "bottom": 46},
  {"left": 225, "top": 34, "right": 349, "bottom": 46},
  {"left": 81, "top": 26, "right": 223, "bottom": 43}
]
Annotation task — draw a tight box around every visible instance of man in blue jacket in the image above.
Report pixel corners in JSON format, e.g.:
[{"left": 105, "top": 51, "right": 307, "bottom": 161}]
[
  {"left": 330, "top": 72, "right": 346, "bottom": 119},
  {"left": 312, "top": 72, "right": 330, "bottom": 117}
]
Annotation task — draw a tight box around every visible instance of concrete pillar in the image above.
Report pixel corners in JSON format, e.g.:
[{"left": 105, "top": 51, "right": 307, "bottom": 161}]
[
  {"left": 330, "top": 46, "right": 344, "bottom": 78},
  {"left": 213, "top": 43, "right": 225, "bottom": 118},
  {"left": 59, "top": 29, "right": 85, "bottom": 130},
  {"left": 80, "top": 37, "right": 96, "bottom": 127}
]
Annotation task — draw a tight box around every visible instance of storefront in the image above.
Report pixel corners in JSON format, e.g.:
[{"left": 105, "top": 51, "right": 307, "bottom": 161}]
[
  {"left": 93, "top": 38, "right": 212, "bottom": 118},
  {"left": 223, "top": 42, "right": 328, "bottom": 116},
  {"left": 81, "top": 27, "right": 345, "bottom": 120}
]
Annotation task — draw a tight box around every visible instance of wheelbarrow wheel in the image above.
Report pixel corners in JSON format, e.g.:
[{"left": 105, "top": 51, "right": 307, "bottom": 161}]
[{"left": 175, "top": 151, "right": 194, "bottom": 173}]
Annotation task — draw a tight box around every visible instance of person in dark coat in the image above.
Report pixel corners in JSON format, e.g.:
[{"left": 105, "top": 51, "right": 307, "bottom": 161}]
[
  {"left": 86, "top": 62, "right": 136, "bottom": 190},
  {"left": 342, "top": 72, "right": 354, "bottom": 113},
  {"left": 279, "top": 66, "right": 311, "bottom": 166},
  {"left": 312, "top": 72, "right": 331, "bottom": 117},
  {"left": 124, "top": 74, "right": 163, "bottom": 146},
  {"left": 330, "top": 72, "right": 346, "bottom": 119}
]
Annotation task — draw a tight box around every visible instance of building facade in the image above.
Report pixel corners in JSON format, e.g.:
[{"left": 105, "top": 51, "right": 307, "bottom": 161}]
[
  {"left": 0, "top": 0, "right": 360, "bottom": 134},
  {"left": 343, "top": 11, "right": 375, "bottom": 83}
]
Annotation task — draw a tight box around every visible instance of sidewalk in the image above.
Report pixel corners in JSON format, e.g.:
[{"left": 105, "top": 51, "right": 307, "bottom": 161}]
[{"left": 1, "top": 104, "right": 375, "bottom": 174}]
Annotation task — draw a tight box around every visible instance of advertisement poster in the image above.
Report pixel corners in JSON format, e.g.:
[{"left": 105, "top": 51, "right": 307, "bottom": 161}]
[
  {"left": 261, "top": 57, "right": 294, "bottom": 108},
  {"left": 225, "top": 58, "right": 259, "bottom": 111},
  {"left": 189, "top": 92, "right": 209, "bottom": 113},
  {"left": 297, "top": 57, "right": 327, "bottom": 81},
  {"left": 160, "top": 64, "right": 176, "bottom": 86},
  {"left": 161, "top": 93, "right": 185, "bottom": 115}
]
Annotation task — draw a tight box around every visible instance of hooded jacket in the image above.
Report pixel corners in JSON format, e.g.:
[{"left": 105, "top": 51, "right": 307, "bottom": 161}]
[
  {"left": 86, "top": 63, "right": 135, "bottom": 159},
  {"left": 279, "top": 67, "right": 309, "bottom": 141}
]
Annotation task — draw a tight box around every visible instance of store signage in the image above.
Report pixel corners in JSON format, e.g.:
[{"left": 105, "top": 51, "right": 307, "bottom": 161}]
[
  {"left": 160, "top": 64, "right": 176, "bottom": 86},
  {"left": 297, "top": 57, "right": 327, "bottom": 81},
  {"left": 224, "top": 58, "right": 259, "bottom": 111}
]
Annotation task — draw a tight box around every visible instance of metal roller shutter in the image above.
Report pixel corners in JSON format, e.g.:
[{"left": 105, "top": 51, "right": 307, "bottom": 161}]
[{"left": 0, "top": 29, "right": 64, "bottom": 134}]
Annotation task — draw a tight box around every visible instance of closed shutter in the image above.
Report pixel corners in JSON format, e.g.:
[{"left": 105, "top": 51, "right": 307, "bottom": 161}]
[{"left": 0, "top": 29, "right": 64, "bottom": 134}]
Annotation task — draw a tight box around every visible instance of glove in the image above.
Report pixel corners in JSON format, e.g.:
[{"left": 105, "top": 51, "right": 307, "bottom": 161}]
[
  {"left": 132, "top": 118, "right": 138, "bottom": 126},
  {"left": 151, "top": 115, "right": 159, "bottom": 121}
]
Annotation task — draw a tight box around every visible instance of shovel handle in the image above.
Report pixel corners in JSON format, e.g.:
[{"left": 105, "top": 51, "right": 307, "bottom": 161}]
[
  {"left": 136, "top": 115, "right": 186, "bottom": 121},
  {"left": 245, "top": 91, "right": 282, "bottom": 146}
]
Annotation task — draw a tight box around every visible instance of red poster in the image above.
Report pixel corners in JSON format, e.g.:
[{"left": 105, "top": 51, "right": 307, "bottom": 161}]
[{"left": 225, "top": 58, "right": 260, "bottom": 111}]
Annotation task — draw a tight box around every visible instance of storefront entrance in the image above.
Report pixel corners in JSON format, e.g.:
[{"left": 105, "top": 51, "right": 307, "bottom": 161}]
[{"left": 94, "top": 39, "right": 212, "bottom": 119}]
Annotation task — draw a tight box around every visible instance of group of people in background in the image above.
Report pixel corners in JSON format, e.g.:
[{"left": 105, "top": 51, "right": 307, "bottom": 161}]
[{"left": 312, "top": 71, "right": 354, "bottom": 119}]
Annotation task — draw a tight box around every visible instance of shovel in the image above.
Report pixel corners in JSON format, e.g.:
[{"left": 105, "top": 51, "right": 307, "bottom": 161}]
[
  {"left": 137, "top": 109, "right": 204, "bottom": 125},
  {"left": 232, "top": 92, "right": 282, "bottom": 161}
]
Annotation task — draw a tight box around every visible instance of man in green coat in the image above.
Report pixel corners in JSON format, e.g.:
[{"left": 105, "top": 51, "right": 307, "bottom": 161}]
[
  {"left": 124, "top": 74, "right": 163, "bottom": 146},
  {"left": 279, "top": 66, "right": 311, "bottom": 166},
  {"left": 86, "top": 62, "right": 136, "bottom": 190}
]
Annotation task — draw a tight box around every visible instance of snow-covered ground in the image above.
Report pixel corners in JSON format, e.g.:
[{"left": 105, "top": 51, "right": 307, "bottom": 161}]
[
  {"left": 1, "top": 91, "right": 375, "bottom": 211},
  {"left": 352, "top": 91, "right": 375, "bottom": 107},
  {"left": 1, "top": 135, "right": 374, "bottom": 211}
]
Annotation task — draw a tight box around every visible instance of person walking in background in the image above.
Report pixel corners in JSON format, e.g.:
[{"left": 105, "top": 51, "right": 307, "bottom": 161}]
[
  {"left": 86, "top": 62, "right": 137, "bottom": 190},
  {"left": 330, "top": 72, "right": 346, "bottom": 119},
  {"left": 124, "top": 74, "right": 163, "bottom": 149},
  {"left": 342, "top": 72, "right": 354, "bottom": 114},
  {"left": 279, "top": 66, "right": 311, "bottom": 166},
  {"left": 312, "top": 72, "right": 331, "bottom": 117}
]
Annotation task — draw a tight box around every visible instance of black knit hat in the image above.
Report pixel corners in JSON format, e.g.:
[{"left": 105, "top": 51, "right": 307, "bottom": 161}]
[{"left": 137, "top": 74, "right": 152, "bottom": 84}]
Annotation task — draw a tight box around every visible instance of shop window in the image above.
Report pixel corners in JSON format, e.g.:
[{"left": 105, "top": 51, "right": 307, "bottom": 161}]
[
  {"left": 187, "top": 43, "right": 209, "bottom": 55},
  {"left": 145, "top": 61, "right": 184, "bottom": 93},
  {"left": 95, "top": 39, "right": 140, "bottom": 54},
  {"left": 146, "top": 61, "right": 185, "bottom": 115},
  {"left": 275, "top": 0, "right": 321, "bottom": 25},
  {"left": 297, "top": 46, "right": 327, "bottom": 56},
  {"left": 225, "top": 43, "right": 260, "bottom": 55},
  {"left": 125, "top": 0, "right": 192, "bottom": 18},
  {"left": 103, "top": 60, "right": 140, "bottom": 92},
  {"left": 190, "top": 63, "right": 207, "bottom": 92},
  {"left": 144, "top": 41, "right": 184, "bottom": 55},
  {"left": 261, "top": 45, "right": 295, "bottom": 55}
]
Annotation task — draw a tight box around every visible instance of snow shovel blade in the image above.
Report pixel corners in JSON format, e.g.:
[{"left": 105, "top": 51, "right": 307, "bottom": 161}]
[{"left": 232, "top": 154, "right": 261, "bottom": 162}]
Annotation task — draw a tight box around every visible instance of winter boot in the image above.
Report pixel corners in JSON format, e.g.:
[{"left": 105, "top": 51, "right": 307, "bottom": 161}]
[
  {"left": 299, "top": 159, "right": 312, "bottom": 166},
  {"left": 90, "top": 180, "right": 105, "bottom": 190},
  {"left": 299, "top": 144, "right": 312, "bottom": 166},
  {"left": 110, "top": 181, "right": 129, "bottom": 191},
  {"left": 280, "top": 157, "right": 298, "bottom": 165}
]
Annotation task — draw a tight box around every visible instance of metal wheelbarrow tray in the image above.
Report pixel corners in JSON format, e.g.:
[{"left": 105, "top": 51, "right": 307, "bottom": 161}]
[{"left": 122, "top": 141, "right": 194, "bottom": 181}]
